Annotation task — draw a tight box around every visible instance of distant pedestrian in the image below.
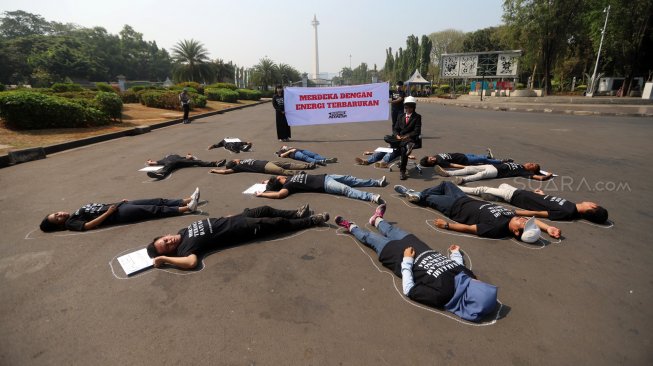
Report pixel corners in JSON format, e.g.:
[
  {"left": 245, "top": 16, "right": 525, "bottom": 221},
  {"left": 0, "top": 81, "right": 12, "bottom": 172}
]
[
  {"left": 273, "top": 85, "right": 291, "bottom": 141},
  {"left": 179, "top": 87, "right": 191, "bottom": 124}
]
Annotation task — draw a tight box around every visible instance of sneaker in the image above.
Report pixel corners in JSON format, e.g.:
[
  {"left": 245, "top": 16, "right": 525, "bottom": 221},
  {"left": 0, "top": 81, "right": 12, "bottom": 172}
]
[
  {"left": 335, "top": 216, "right": 353, "bottom": 230},
  {"left": 325, "top": 157, "right": 338, "bottom": 163},
  {"left": 369, "top": 204, "right": 387, "bottom": 226},
  {"left": 241, "top": 144, "right": 252, "bottom": 152},
  {"left": 187, "top": 197, "right": 198, "bottom": 212},
  {"left": 295, "top": 203, "right": 312, "bottom": 218},
  {"left": 191, "top": 187, "right": 200, "bottom": 202},
  {"left": 147, "top": 171, "right": 165, "bottom": 180},
  {"left": 399, "top": 171, "right": 407, "bottom": 180},
  {"left": 216, "top": 159, "right": 227, "bottom": 167},
  {"left": 378, "top": 176, "right": 387, "bottom": 187},
  {"left": 480, "top": 193, "right": 500, "bottom": 202},
  {"left": 372, "top": 194, "right": 385, "bottom": 205},
  {"left": 394, "top": 185, "right": 409, "bottom": 195},
  {"left": 433, "top": 165, "right": 451, "bottom": 177},
  {"left": 310, "top": 212, "right": 330, "bottom": 225},
  {"left": 454, "top": 177, "right": 465, "bottom": 185},
  {"left": 355, "top": 157, "right": 369, "bottom": 165},
  {"left": 375, "top": 161, "right": 389, "bottom": 168},
  {"left": 486, "top": 148, "right": 494, "bottom": 159},
  {"left": 317, "top": 160, "right": 327, "bottom": 166},
  {"left": 407, "top": 192, "right": 421, "bottom": 203}
]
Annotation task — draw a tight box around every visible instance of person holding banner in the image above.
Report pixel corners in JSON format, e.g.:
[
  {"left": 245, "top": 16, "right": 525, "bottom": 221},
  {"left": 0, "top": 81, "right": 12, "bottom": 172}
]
[
  {"left": 273, "top": 85, "right": 291, "bottom": 141},
  {"left": 391, "top": 96, "right": 422, "bottom": 180},
  {"left": 257, "top": 172, "right": 387, "bottom": 204}
]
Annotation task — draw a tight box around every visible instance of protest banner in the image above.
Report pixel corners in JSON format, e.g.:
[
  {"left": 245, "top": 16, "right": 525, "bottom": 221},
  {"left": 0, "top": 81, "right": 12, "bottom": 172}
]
[{"left": 284, "top": 82, "right": 389, "bottom": 126}]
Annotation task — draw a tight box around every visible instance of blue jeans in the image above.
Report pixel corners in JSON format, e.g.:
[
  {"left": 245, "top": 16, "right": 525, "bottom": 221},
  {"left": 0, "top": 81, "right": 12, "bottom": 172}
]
[
  {"left": 367, "top": 150, "right": 400, "bottom": 164},
  {"left": 465, "top": 154, "right": 502, "bottom": 165},
  {"left": 293, "top": 149, "right": 325, "bottom": 163},
  {"left": 351, "top": 220, "right": 410, "bottom": 255},
  {"left": 324, "top": 174, "right": 378, "bottom": 202},
  {"left": 418, "top": 182, "right": 466, "bottom": 217}
]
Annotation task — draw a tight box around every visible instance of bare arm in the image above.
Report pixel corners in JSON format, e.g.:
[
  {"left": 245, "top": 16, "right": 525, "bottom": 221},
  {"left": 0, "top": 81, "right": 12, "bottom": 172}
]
[
  {"left": 515, "top": 209, "right": 549, "bottom": 218},
  {"left": 534, "top": 219, "right": 561, "bottom": 239},
  {"left": 279, "top": 149, "right": 296, "bottom": 158},
  {"left": 83, "top": 205, "right": 117, "bottom": 230},
  {"left": 434, "top": 218, "right": 477, "bottom": 235},
  {"left": 531, "top": 173, "right": 553, "bottom": 181},
  {"left": 255, "top": 189, "right": 290, "bottom": 199},
  {"left": 153, "top": 254, "right": 198, "bottom": 269},
  {"left": 209, "top": 169, "right": 235, "bottom": 174}
]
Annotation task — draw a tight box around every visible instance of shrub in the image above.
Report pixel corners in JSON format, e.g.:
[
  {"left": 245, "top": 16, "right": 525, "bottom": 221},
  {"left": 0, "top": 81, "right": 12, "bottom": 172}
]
[
  {"left": 207, "top": 82, "right": 237, "bottom": 90},
  {"left": 515, "top": 83, "right": 525, "bottom": 90},
  {"left": 51, "top": 83, "right": 84, "bottom": 92},
  {"left": 0, "top": 91, "right": 108, "bottom": 129},
  {"left": 237, "top": 89, "right": 262, "bottom": 101},
  {"left": 438, "top": 84, "right": 450, "bottom": 93},
  {"left": 190, "top": 94, "right": 207, "bottom": 108},
  {"left": 95, "top": 82, "right": 117, "bottom": 93},
  {"left": 93, "top": 92, "right": 123, "bottom": 120},
  {"left": 0, "top": 83, "right": 5, "bottom": 92},
  {"left": 53, "top": 90, "right": 98, "bottom": 99},
  {"left": 205, "top": 88, "right": 239, "bottom": 103},
  {"left": 130, "top": 85, "right": 161, "bottom": 93},
  {"left": 170, "top": 86, "right": 199, "bottom": 94},
  {"left": 138, "top": 90, "right": 206, "bottom": 110},
  {"left": 260, "top": 90, "right": 275, "bottom": 98},
  {"left": 120, "top": 90, "right": 139, "bottom": 103},
  {"left": 176, "top": 82, "right": 203, "bottom": 95}
]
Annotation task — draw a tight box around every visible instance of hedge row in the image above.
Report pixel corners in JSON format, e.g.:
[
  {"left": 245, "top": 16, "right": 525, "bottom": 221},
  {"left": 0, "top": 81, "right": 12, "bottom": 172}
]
[
  {"left": 205, "top": 88, "right": 238, "bottom": 103},
  {"left": 237, "top": 89, "right": 262, "bottom": 101},
  {"left": 139, "top": 90, "right": 207, "bottom": 110},
  {"left": 0, "top": 91, "right": 109, "bottom": 129},
  {"left": 206, "top": 82, "right": 237, "bottom": 90}
]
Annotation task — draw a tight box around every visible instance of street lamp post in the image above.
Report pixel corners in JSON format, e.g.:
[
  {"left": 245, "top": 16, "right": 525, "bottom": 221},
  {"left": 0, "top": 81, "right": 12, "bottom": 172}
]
[{"left": 587, "top": 5, "right": 610, "bottom": 97}]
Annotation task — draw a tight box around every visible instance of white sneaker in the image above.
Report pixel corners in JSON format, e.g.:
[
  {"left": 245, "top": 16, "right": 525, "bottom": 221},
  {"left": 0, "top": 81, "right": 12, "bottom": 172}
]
[
  {"left": 191, "top": 187, "right": 200, "bottom": 202},
  {"left": 378, "top": 176, "right": 387, "bottom": 187},
  {"left": 187, "top": 197, "right": 198, "bottom": 212}
]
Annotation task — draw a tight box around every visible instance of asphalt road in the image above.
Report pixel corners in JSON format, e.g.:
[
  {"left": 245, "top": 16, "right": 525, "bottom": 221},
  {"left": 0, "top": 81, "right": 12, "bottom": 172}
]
[{"left": 1, "top": 103, "right": 651, "bottom": 365}]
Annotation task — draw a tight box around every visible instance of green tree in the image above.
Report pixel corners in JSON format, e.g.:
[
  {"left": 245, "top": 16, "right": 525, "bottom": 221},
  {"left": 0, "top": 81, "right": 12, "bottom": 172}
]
[
  {"left": 251, "top": 57, "right": 278, "bottom": 91},
  {"left": 171, "top": 38, "right": 213, "bottom": 83},
  {"left": 278, "top": 63, "right": 301, "bottom": 85},
  {"left": 419, "top": 35, "right": 433, "bottom": 80},
  {"left": 0, "top": 10, "right": 52, "bottom": 38}
]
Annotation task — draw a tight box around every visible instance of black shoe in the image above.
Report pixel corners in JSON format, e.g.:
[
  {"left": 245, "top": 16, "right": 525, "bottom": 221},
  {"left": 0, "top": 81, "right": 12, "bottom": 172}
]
[
  {"left": 310, "top": 212, "right": 330, "bottom": 225},
  {"left": 147, "top": 171, "right": 165, "bottom": 180},
  {"left": 216, "top": 159, "right": 227, "bottom": 167},
  {"left": 241, "top": 144, "right": 252, "bottom": 152},
  {"left": 296, "top": 203, "right": 312, "bottom": 218},
  {"left": 399, "top": 171, "right": 407, "bottom": 180}
]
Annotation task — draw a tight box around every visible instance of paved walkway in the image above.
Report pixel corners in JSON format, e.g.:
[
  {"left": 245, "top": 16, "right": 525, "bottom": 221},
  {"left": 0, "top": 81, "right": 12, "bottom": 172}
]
[{"left": 419, "top": 95, "right": 653, "bottom": 117}]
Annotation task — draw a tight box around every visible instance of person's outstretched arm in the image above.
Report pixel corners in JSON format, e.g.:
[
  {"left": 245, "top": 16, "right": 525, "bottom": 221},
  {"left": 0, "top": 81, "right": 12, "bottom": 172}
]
[
  {"left": 514, "top": 209, "right": 548, "bottom": 218},
  {"left": 534, "top": 219, "right": 561, "bottom": 238},
  {"left": 255, "top": 189, "right": 289, "bottom": 199},
  {"left": 209, "top": 169, "right": 235, "bottom": 174},
  {"left": 153, "top": 254, "right": 198, "bottom": 269},
  {"left": 531, "top": 173, "right": 554, "bottom": 181},
  {"left": 434, "top": 218, "right": 477, "bottom": 235}
]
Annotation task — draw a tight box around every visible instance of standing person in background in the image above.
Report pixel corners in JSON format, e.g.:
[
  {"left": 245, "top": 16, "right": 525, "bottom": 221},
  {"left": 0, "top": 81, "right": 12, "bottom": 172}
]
[
  {"left": 390, "top": 81, "right": 406, "bottom": 132},
  {"left": 179, "top": 87, "right": 191, "bottom": 124},
  {"left": 273, "top": 85, "right": 291, "bottom": 141}
]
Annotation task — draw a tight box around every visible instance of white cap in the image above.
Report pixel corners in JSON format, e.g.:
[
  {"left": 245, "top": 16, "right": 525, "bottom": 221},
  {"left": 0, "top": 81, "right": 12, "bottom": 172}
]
[
  {"left": 404, "top": 96, "right": 417, "bottom": 105},
  {"left": 520, "top": 217, "right": 541, "bottom": 243}
]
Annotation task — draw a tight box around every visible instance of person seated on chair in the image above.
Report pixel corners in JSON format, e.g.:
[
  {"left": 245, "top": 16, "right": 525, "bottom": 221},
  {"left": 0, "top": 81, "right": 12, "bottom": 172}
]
[
  {"left": 145, "top": 153, "right": 224, "bottom": 180},
  {"left": 146, "top": 205, "right": 329, "bottom": 269},
  {"left": 210, "top": 158, "right": 316, "bottom": 176},
  {"left": 394, "top": 182, "right": 561, "bottom": 242},
  {"left": 275, "top": 145, "right": 337, "bottom": 166},
  {"left": 459, "top": 183, "right": 609, "bottom": 224},
  {"left": 392, "top": 96, "right": 421, "bottom": 180},
  {"left": 207, "top": 139, "right": 253, "bottom": 153},
  {"left": 334, "top": 204, "right": 498, "bottom": 322},
  {"left": 40, "top": 188, "right": 201, "bottom": 232}
]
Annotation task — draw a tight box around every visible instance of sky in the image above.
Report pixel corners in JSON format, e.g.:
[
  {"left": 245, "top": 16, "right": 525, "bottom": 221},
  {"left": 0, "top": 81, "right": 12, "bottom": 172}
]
[{"left": 1, "top": 0, "right": 505, "bottom": 77}]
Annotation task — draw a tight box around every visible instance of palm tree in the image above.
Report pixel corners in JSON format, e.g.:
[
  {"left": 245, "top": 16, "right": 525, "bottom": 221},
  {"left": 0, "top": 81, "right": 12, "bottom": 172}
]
[
  {"left": 171, "top": 39, "right": 214, "bottom": 83},
  {"left": 252, "top": 57, "right": 278, "bottom": 91},
  {"left": 278, "top": 63, "right": 300, "bottom": 86}
]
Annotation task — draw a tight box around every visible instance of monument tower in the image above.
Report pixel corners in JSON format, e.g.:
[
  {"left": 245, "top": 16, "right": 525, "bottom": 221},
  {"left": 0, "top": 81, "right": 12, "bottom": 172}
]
[{"left": 311, "top": 14, "right": 320, "bottom": 80}]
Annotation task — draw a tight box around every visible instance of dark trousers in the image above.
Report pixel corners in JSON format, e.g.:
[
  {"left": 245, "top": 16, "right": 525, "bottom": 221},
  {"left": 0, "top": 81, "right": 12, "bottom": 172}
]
[
  {"left": 391, "top": 109, "right": 401, "bottom": 132},
  {"left": 240, "top": 206, "right": 313, "bottom": 234},
  {"left": 399, "top": 140, "right": 415, "bottom": 172},
  {"left": 276, "top": 112, "right": 291, "bottom": 139},
  {"left": 157, "top": 156, "right": 216, "bottom": 177},
  {"left": 182, "top": 104, "right": 190, "bottom": 121},
  {"left": 108, "top": 198, "right": 184, "bottom": 224},
  {"left": 418, "top": 182, "right": 466, "bottom": 217}
]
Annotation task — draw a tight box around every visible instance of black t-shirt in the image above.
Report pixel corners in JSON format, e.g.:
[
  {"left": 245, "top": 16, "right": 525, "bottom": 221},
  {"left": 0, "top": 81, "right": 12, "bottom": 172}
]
[
  {"left": 378, "top": 235, "right": 474, "bottom": 308},
  {"left": 65, "top": 202, "right": 114, "bottom": 231},
  {"left": 232, "top": 159, "right": 268, "bottom": 173},
  {"left": 434, "top": 153, "right": 468, "bottom": 168},
  {"left": 390, "top": 89, "right": 406, "bottom": 112},
  {"left": 175, "top": 216, "right": 257, "bottom": 257},
  {"left": 157, "top": 154, "right": 184, "bottom": 165},
  {"left": 495, "top": 163, "right": 535, "bottom": 178},
  {"left": 272, "top": 94, "right": 284, "bottom": 112},
  {"left": 282, "top": 173, "right": 326, "bottom": 194},
  {"left": 449, "top": 197, "right": 515, "bottom": 238},
  {"left": 510, "top": 190, "right": 578, "bottom": 220}
]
